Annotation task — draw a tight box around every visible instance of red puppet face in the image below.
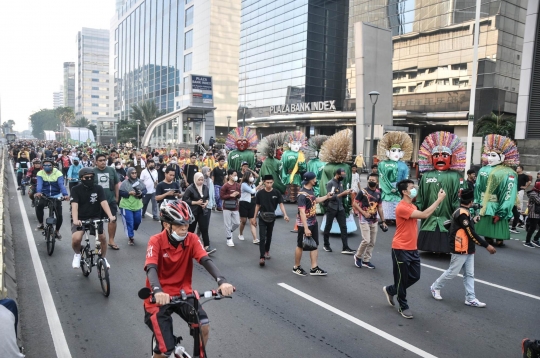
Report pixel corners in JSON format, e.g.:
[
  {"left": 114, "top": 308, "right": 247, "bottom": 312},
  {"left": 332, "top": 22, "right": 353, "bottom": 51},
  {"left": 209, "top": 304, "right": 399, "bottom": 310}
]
[
  {"left": 275, "top": 148, "right": 283, "bottom": 160},
  {"left": 236, "top": 138, "right": 248, "bottom": 151},
  {"left": 432, "top": 152, "right": 452, "bottom": 171}
]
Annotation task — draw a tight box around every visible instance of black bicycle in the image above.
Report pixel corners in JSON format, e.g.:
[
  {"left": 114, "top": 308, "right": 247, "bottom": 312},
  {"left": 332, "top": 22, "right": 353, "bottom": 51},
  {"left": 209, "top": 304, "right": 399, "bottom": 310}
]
[
  {"left": 18, "top": 168, "right": 28, "bottom": 195},
  {"left": 79, "top": 219, "right": 111, "bottom": 297},
  {"left": 138, "top": 287, "right": 233, "bottom": 358},
  {"left": 40, "top": 195, "right": 64, "bottom": 256}
]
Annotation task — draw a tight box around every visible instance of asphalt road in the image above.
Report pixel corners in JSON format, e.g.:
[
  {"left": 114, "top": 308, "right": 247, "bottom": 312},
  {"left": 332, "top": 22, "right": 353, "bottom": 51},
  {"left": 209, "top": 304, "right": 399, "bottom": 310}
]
[{"left": 8, "top": 167, "right": 540, "bottom": 358}]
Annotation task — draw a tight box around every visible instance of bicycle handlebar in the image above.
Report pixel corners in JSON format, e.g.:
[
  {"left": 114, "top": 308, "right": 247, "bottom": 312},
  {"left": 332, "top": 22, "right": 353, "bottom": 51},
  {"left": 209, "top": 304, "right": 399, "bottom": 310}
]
[
  {"left": 80, "top": 218, "right": 110, "bottom": 225},
  {"left": 138, "top": 287, "right": 235, "bottom": 304}
]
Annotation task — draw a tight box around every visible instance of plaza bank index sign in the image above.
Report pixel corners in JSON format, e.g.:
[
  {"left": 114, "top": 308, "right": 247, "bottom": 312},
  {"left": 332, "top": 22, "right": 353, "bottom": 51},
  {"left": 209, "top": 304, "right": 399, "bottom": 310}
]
[{"left": 269, "top": 100, "right": 336, "bottom": 114}]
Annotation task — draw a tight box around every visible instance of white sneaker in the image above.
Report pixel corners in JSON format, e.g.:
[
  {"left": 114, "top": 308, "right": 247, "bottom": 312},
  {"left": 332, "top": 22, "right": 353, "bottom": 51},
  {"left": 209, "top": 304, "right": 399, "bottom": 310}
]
[
  {"left": 72, "top": 254, "right": 81, "bottom": 269},
  {"left": 430, "top": 284, "right": 442, "bottom": 300},
  {"left": 226, "top": 238, "right": 235, "bottom": 247},
  {"left": 465, "top": 298, "right": 486, "bottom": 307},
  {"left": 253, "top": 239, "right": 260, "bottom": 244},
  {"left": 238, "top": 235, "right": 245, "bottom": 241}
]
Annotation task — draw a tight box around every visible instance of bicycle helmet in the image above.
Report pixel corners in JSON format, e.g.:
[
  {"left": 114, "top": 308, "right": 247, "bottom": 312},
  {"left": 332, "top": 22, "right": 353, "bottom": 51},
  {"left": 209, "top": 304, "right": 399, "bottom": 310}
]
[
  {"left": 160, "top": 200, "right": 195, "bottom": 225},
  {"left": 42, "top": 157, "right": 55, "bottom": 165},
  {"left": 32, "top": 158, "right": 41, "bottom": 164},
  {"left": 78, "top": 167, "right": 95, "bottom": 179}
]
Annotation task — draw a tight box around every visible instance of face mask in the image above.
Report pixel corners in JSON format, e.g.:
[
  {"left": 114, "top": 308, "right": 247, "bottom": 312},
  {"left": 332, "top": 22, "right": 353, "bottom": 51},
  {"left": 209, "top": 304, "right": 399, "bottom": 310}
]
[
  {"left": 249, "top": 177, "right": 255, "bottom": 183},
  {"left": 116, "top": 165, "right": 121, "bottom": 169},
  {"left": 170, "top": 229, "right": 187, "bottom": 242},
  {"left": 149, "top": 165, "right": 155, "bottom": 169},
  {"left": 233, "top": 176, "right": 238, "bottom": 181},
  {"left": 73, "top": 161, "right": 79, "bottom": 166},
  {"left": 368, "top": 181, "right": 377, "bottom": 188},
  {"left": 337, "top": 176, "right": 344, "bottom": 181},
  {"left": 408, "top": 188, "right": 418, "bottom": 199},
  {"left": 44, "top": 165, "right": 53, "bottom": 173},
  {"left": 81, "top": 178, "right": 94, "bottom": 189}
]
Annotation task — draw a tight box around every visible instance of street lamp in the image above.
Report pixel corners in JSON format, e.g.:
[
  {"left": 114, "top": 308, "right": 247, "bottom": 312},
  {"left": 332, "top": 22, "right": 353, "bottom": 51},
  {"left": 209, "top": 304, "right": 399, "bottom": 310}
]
[
  {"left": 368, "top": 91, "right": 380, "bottom": 170},
  {"left": 136, "top": 119, "right": 141, "bottom": 149},
  {"left": 227, "top": 116, "right": 231, "bottom": 137},
  {"left": 172, "top": 118, "right": 178, "bottom": 146},
  {"left": 240, "top": 103, "right": 251, "bottom": 133}
]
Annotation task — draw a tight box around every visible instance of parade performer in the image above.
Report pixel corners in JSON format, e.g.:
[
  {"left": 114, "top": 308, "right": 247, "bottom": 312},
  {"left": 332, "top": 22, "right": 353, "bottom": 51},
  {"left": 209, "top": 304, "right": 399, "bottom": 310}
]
[
  {"left": 319, "top": 129, "right": 357, "bottom": 233},
  {"left": 280, "top": 131, "right": 307, "bottom": 203},
  {"left": 474, "top": 134, "right": 519, "bottom": 247},
  {"left": 417, "top": 131, "right": 467, "bottom": 253},
  {"left": 226, "top": 127, "right": 258, "bottom": 174},
  {"left": 257, "top": 132, "right": 289, "bottom": 195},
  {"left": 305, "top": 135, "right": 329, "bottom": 197},
  {"left": 377, "top": 131, "right": 412, "bottom": 223}
]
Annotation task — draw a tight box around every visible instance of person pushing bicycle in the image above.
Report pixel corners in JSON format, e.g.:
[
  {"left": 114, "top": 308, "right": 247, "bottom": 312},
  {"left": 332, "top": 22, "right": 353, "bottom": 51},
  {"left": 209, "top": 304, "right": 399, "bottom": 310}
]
[
  {"left": 143, "top": 200, "right": 234, "bottom": 358},
  {"left": 25, "top": 158, "right": 42, "bottom": 206},
  {"left": 70, "top": 168, "right": 117, "bottom": 270}
]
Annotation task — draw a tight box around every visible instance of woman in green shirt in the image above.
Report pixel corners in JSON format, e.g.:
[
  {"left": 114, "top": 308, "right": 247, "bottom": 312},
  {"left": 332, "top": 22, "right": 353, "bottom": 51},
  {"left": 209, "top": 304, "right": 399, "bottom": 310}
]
[{"left": 119, "top": 167, "right": 147, "bottom": 245}]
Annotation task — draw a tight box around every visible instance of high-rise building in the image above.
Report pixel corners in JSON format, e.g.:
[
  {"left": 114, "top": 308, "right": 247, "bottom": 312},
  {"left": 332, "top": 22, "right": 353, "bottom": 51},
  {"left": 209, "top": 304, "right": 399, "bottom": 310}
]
[
  {"left": 116, "top": 0, "right": 126, "bottom": 13},
  {"left": 111, "top": 0, "right": 241, "bottom": 143},
  {"left": 63, "top": 62, "right": 76, "bottom": 110},
  {"left": 76, "top": 28, "right": 110, "bottom": 123},
  {"left": 53, "top": 90, "right": 64, "bottom": 109}
]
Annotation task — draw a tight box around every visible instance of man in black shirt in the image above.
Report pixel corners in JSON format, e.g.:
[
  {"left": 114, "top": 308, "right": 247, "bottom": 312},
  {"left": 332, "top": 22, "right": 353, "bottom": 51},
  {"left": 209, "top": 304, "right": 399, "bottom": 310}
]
[
  {"left": 466, "top": 169, "right": 476, "bottom": 191},
  {"left": 157, "top": 155, "right": 167, "bottom": 182},
  {"left": 156, "top": 167, "right": 182, "bottom": 205},
  {"left": 16, "top": 152, "right": 31, "bottom": 189},
  {"left": 211, "top": 156, "right": 227, "bottom": 211},
  {"left": 70, "top": 168, "right": 116, "bottom": 270},
  {"left": 182, "top": 153, "right": 199, "bottom": 187},
  {"left": 254, "top": 175, "right": 289, "bottom": 266}
]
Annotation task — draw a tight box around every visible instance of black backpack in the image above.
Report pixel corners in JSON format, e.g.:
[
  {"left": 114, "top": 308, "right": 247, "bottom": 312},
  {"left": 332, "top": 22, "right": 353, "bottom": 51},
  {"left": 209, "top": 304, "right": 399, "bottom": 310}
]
[{"left": 523, "top": 339, "right": 540, "bottom": 358}]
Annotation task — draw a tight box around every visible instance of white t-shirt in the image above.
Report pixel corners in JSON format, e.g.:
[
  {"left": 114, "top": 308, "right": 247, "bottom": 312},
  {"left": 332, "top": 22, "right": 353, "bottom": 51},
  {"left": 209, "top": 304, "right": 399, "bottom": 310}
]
[
  {"left": 0, "top": 304, "right": 24, "bottom": 357},
  {"left": 140, "top": 168, "right": 158, "bottom": 194},
  {"left": 351, "top": 172, "right": 361, "bottom": 193}
]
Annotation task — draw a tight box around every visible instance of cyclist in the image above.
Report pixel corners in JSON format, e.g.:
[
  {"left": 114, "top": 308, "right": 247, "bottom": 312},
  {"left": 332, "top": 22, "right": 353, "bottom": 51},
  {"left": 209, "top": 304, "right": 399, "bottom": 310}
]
[
  {"left": 15, "top": 151, "right": 31, "bottom": 190},
  {"left": 34, "top": 158, "right": 69, "bottom": 237},
  {"left": 70, "top": 168, "right": 117, "bottom": 269},
  {"left": 25, "top": 159, "right": 42, "bottom": 206},
  {"left": 144, "top": 200, "right": 234, "bottom": 358}
]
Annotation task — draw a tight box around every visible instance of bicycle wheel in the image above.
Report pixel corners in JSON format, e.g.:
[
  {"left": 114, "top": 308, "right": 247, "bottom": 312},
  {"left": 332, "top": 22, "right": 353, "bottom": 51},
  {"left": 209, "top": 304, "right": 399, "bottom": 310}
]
[
  {"left": 46, "top": 226, "right": 55, "bottom": 256},
  {"left": 97, "top": 258, "right": 110, "bottom": 297},
  {"left": 21, "top": 184, "right": 26, "bottom": 196},
  {"left": 80, "top": 247, "right": 91, "bottom": 277}
]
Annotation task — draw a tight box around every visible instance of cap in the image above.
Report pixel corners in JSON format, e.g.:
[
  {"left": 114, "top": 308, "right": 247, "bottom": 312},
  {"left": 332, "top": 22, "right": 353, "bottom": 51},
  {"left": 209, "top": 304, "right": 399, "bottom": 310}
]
[
  {"left": 460, "top": 189, "right": 474, "bottom": 201},
  {"left": 335, "top": 168, "right": 345, "bottom": 175},
  {"left": 303, "top": 172, "right": 316, "bottom": 182},
  {"left": 241, "top": 161, "right": 249, "bottom": 166},
  {"left": 262, "top": 174, "right": 274, "bottom": 181}
]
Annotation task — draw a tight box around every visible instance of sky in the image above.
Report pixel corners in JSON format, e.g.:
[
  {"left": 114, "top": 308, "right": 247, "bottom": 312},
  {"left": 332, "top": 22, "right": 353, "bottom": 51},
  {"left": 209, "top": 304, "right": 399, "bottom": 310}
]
[{"left": 0, "top": 0, "right": 115, "bottom": 131}]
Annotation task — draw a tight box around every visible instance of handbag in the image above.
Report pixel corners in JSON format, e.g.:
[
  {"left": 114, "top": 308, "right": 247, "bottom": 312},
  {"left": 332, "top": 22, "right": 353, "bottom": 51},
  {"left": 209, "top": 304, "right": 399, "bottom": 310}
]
[
  {"left": 302, "top": 234, "right": 317, "bottom": 251},
  {"left": 259, "top": 212, "right": 276, "bottom": 223},
  {"left": 223, "top": 199, "right": 237, "bottom": 210}
]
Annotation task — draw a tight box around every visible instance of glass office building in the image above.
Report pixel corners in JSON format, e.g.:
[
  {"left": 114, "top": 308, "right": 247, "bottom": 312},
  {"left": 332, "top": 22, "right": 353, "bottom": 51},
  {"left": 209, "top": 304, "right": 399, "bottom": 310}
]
[{"left": 63, "top": 62, "right": 76, "bottom": 110}]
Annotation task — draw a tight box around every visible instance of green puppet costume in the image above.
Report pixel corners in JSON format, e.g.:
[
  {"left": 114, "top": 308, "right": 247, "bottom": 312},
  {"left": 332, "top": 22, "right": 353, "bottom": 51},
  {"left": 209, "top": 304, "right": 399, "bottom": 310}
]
[
  {"left": 307, "top": 158, "right": 326, "bottom": 196},
  {"left": 225, "top": 127, "right": 258, "bottom": 174},
  {"left": 256, "top": 132, "right": 290, "bottom": 195},
  {"left": 227, "top": 150, "right": 255, "bottom": 174},
  {"left": 304, "top": 135, "right": 329, "bottom": 198},
  {"left": 280, "top": 131, "right": 307, "bottom": 203}
]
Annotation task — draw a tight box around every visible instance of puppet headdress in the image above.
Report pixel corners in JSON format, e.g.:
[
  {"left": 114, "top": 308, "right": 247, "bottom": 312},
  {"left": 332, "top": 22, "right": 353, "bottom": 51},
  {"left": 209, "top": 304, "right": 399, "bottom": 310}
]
[
  {"left": 304, "top": 135, "right": 329, "bottom": 161},
  {"left": 319, "top": 129, "right": 352, "bottom": 163},
  {"left": 225, "top": 127, "right": 258, "bottom": 150},
  {"left": 377, "top": 131, "right": 413, "bottom": 161},
  {"left": 257, "top": 132, "right": 290, "bottom": 159},
  {"left": 418, "top": 131, "right": 466, "bottom": 172},
  {"left": 481, "top": 134, "right": 519, "bottom": 166}
]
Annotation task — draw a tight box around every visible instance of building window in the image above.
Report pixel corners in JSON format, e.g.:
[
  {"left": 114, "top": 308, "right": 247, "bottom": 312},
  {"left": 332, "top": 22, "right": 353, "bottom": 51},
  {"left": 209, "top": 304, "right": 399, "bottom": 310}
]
[
  {"left": 92, "top": 112, "right": 99, "bottom": 115},
  {"left": 92, "top": 87, "right": 99, "bottom": 90},
  {"left": 452, "top": 79, "right": 459, "bottom": 86},
  {"left": 185, "top": 6, "right": 193, "bottom": 27},
  {"left": 91, "top": 95, "right": 99, "bottom": 98},
  {"left": 183, "top": 76, "right": 189, "bottom": 95},
  {"left": 408, "top": 86, "right": 416, "bottom": 93},
  {"left": 184, "top": 53, "right": 192, "bottom": 72},
  {"left": 91, "top": 78, "right": 99, "bottom": 82},
  {"left": 92, "top": 70, "right": 99, "bottom": 73},
  {"left": 185, "top": 0, "right": 192, "bottom": 3},
  {"left": 185, "top": 30, "right": 193, "bottom": 50},
  {"left": 92, "top": 103, "right": 99, "bottom": 107}
]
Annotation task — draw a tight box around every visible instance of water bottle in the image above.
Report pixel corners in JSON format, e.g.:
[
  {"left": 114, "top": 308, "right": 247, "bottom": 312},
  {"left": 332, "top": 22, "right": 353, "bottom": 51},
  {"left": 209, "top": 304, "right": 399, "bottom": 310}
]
[{"left": 175, "top": 345, "right": 191, "bottom": 358}]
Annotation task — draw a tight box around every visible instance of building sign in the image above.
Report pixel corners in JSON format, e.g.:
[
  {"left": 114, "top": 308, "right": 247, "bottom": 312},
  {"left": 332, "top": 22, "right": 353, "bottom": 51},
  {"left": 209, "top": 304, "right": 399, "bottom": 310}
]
[
  {"left": 269, "top": 100, "right": 336, "bottom": 114},
  {"left": 191, "top": 75, "right": 212, "bottom": 91}
]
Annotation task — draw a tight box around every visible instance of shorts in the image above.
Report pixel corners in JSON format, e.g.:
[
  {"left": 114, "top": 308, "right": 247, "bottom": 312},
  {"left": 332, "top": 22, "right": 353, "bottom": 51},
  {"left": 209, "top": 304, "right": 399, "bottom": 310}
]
[
  {"left": 239, "top": 199, "right": 255, "bottom": 218},
  {"left": 108, "top": 200, "right": 118, "bottom": 216},
  {"left": 144, "top": 299, "right": 209, "bottom": 355},
  {"left": 297, "top": 223, "right": 319, "bottom": 249},
  {"left": 71, "top": 221, "right": 104, "bottom": 235}
]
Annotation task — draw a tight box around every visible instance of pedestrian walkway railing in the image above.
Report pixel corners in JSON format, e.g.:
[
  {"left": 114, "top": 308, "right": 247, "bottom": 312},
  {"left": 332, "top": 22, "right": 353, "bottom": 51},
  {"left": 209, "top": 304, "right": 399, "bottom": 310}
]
[{"left": 0, "top": 147, "right": 6, "bottom": 298}]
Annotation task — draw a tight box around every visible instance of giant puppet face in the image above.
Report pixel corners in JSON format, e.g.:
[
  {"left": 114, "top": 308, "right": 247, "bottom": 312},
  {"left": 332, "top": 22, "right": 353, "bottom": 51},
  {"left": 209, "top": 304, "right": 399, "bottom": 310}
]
[
  {"left": 236, "top": 138, "right": 249, "bottom": 151},
  {"left": 385, "top": 145, "right": 404, "bottom": 162},
  {"left": 487, "top": 152, "right": 505, "bottom": 166},
  {"left": 432, "top": 151, "right": 452, "bottom": 171},
  {"left": 290, "top": 141, "right": 302, "bottom": 152},
  {"left": 275, "top": 147, "right": 283, "bottom": 160}
]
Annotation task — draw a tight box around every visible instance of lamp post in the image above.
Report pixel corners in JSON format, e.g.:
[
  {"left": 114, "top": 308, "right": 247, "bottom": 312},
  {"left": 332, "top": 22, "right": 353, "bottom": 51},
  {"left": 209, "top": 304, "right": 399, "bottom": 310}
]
[
  {"left": 227, "top": 116, "right": 231, "bottom": 137},
  {"left": 368, "top": 91, "right": 380, "bottom": 170},
  {"left": 172, "top": 118, "right": 178, "bottom": 147},
  {"left": 136, "top": 119, "right": 141, "bottom": 149}
]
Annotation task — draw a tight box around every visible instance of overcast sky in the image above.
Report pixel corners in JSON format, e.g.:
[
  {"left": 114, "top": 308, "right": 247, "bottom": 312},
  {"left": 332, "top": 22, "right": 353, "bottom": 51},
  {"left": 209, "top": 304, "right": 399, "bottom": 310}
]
[{"left": 0, "top": 0, "right": 115, "bottom": 131}]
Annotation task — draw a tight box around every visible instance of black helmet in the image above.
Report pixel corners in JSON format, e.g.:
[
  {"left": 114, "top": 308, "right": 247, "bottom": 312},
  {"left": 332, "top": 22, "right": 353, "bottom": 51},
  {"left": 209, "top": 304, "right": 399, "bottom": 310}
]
[
  {"left": 78, "top": 167, "right": 95, "bottom": 179},
  {"left": 42, "top": 157, "right": 55, "bottom": 165}
]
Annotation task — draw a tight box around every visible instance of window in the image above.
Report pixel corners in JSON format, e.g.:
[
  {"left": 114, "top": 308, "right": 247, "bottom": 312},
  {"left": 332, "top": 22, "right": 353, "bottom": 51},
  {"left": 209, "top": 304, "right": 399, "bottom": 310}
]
[
  {"left": 92, "top": 103, "right": 99, "bottom": 107},
  {"left": 452, "top": 79, "right": 459, "bottom": 86},
  {"left": 185, "top": 6, "right": 193, "bottom": 27},
  {"left": 92, "top": 112, "right": 99, "bottom": 115},
  {"left": 92, "top": 70, "right": 99, "bottom": 73},
  {"left": 91, "top": 78, "right": 99, "bottom": 82},
  {"left": 92, "top": 87, "right": 99, "bottom": 90},
  {"left": 91, "top": 95, "right": 99, "bottom": 98},
  {"left": 185, "top": 0, "right": 192, "bottom": 3},
  {"left": 184, "top": 30, "right": 193, "bottom": 50},
  {"left": 184, "top": 53, "right": 192, "bottom": 72},
  {"left": 425, "top": 80, "right": 434, "bottom": 87},
  {"left": 408, "top": 72, "right": 417, "bottom": 79},
  {"left": 408, "top": 86, "right": 416, "bottom": 93}
]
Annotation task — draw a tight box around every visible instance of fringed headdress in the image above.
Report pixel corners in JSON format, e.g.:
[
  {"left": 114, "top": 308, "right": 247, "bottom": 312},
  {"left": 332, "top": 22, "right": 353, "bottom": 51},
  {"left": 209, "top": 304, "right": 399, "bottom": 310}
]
[
  {"left": 481, "top": 134, "right": 519, "bottom": 166},
  {"left": 305, "top": 135, "right": 329, "bottom": 161},
  {"left": 377, "top": 131, "right": 413, "bottom": 161},
  {"left": 225, "top": 127, "right": 258, "bottom": 150},
  {"left": 256, "top": 132, "right": 290, "bottom": 160},
  {"left": 283, "top": 131, "right": 307, "bottom": 151},
  {"left": 418, "top": 131, "right": 466, "bottom": 172},
  {"left": 319, "top": 129, "right": 352, "bottom": 163}
]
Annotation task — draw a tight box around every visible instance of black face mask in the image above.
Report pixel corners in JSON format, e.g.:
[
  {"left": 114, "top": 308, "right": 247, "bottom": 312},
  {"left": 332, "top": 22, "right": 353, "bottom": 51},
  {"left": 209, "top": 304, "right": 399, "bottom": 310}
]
[
  {"left": 73, "top": 161, "right": 79, "bottom": 166},
  {"left": 81, "top": 178, "right": 94, "bottom": 189},
  {"left": 337, "top": 176, "right": 344, "bottom": 181},
  {"left": 149, "top": 165, "right": 155, "bottom": 169},
  {"left": 368, "top": 181, "right": 377, "bottom": 188}
]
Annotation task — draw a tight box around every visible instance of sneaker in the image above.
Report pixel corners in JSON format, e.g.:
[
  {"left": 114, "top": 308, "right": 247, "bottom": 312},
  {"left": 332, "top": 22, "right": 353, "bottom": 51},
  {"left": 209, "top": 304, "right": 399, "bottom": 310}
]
[
  {"left": 17, "top": 187, "right": 21, "bottom": 190},
  {"left": 465, "top": 298, "right": 486, "bottom": 307},
  {"left": 36, "top": 224, "right": 44, "bottom": 230},
  {"left": 290, "top": 229, "right": 298, "bottom": 233},
  {"left": 517, "top": 223, "right": 525, "bottom": 229},
  {"left": 265, "top": 251, "right": 271, "bottom": 259},
  {"left": 309, "top": 266, "right": 327, "bottom": 276},
  {"left": 259, "top": 258, "right": 265, "bottom": 267},
  {"left": 72, "top": 254, "right": 81, "bottom": 269},
  {"left": 55, "top": 232, "right": 62, "bottom": 241},
  {"left": 226, "top": 238, "right": 234, "bottom": 247},
  {"left": 509, "top": 228, "right": 520, "bottom": 234},
  {"left": 362, "top": 261, "right": 376, "bottom": 269},
  {"left": 292, "top": 266, "right": 307, "bottom": 276},
  {"left": 205, "top": 246, "right": 217, "bottom": 255},
  {"left": 238, "top": 235, "right": 245, "bottom": 241},
  {"left": 341, "top": 248, "right": 355, "bottom": 255},
  {"left": 532, "top": 240, "right": 540, "bottom": 248},
  {"left": 383, "top": 286, "right": 395, "bottom": 307},
  {"left": 399, "top": 308, "right": 414, "bottom": 319},
  {"left": 430, "top": 284, "right": 442, "bottom": 300},
  {"left": 354, "top": 255, "right": 363, "bottom": 268},
  {"left": 253, "top": 239, "right": 260, "bottom": 244},
  {"left": 523, "top": 242, "right": 535, "bottom": 248},
  {"left": 323, "top": 245, "right": 332, "bottom": 252}
]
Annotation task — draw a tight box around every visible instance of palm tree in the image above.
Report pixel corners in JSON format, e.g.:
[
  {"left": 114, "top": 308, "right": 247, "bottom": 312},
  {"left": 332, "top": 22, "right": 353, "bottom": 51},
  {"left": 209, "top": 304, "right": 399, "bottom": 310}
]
[
  {"left": 130, "top": 100, "right": 163, "bottom": 126},
  {"left": 474, "top": 112, "right": 516, "bottom": 139},
  {"left": 55, "top": 107, "right": 75, "bottom": 128},
  {"left": 73, "top": 117, "right": 90, "bottom": 127}
]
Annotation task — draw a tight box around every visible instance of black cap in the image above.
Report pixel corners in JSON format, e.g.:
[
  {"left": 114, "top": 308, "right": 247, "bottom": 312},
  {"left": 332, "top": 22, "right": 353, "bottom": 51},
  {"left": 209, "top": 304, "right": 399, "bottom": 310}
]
[
  {"left": 241, "top": 161, "right": 249, "bottom": 166},
  {"left": 303, "top": 172, "right": 316, "bottom": 182},
  {"left": 335, "top": 168, "right": 345, "bottom": 175},
  {"left": 461, "top": 189, "right": 474, "bottom": 201}
]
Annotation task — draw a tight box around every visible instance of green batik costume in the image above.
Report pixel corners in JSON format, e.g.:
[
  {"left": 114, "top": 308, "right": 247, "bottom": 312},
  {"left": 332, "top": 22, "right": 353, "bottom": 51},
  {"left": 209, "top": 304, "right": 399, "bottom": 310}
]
[
  {"left": 259, "top": 157, "right": 285, "bottom": 194},
  {"left": 227, "top": 150, "right": 255, "bottom": 174},
  {"left": 378, "top": 160, "right": 409, "bottom": 220},
  {"left": 416, "top": 170, "right": 466, "bottom": 252},
  {"left": 474, "top": 165, "right": 517, "bottom": 240},
  {"left": 280, "top": 150, "right": 306, "bottom": 202},
  {"left": 307, "top": 157, "right": 326, "bottom": 197}
]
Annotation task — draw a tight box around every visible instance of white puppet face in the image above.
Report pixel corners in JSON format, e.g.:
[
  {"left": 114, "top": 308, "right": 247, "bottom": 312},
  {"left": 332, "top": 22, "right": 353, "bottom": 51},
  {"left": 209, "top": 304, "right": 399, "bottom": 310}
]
[
  {"left": 386, "top": 147, "right": 404, "bottom": 162},
  {"left": 290, "top": 141, "right": 302, "bottom": 152},
  {"left": 487, "top": 152, "right": 505, "bottom": 166}
]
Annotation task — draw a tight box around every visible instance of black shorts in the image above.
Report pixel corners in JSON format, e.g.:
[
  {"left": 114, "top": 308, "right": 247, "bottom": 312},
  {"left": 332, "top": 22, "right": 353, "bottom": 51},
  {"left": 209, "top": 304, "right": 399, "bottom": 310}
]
[
  {"left": 107, "top": 200, "right": 118, "bottom": 216},
  {"left": 239, "top": 199, "right": 255, "bottom": 219},
  {"left": 297, "top": 223, "right": 319, "bottom": 249},
  {"left": 144, "top": 300, "right": 209, "bottom": 355},
  {"left": 71, "top": 221, "right": 104, "bottom": 235}
]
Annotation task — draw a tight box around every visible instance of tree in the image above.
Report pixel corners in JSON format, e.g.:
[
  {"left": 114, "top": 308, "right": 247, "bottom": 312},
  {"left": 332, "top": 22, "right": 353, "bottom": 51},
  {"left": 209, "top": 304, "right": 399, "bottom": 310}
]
[
  {"left": 474, "top": 112, "right": 516, "bottom": 139},
  {"left": 2, "top": 119, "right": 15, "bottom": 134},
  {"left": 73, "top": 117, "right": 90, "bottom": 127},
  {"left": 130, "top": 100, "right": 163, "bottom": 126},
  {"left": 87, "top": 124, "right": 97, "bottom": 138},
  {"left": 29, "top": 109, "right": 61, "bottom": 139},
  {"left": 55, "top": 107, "right": 75, "bottom": 128}
]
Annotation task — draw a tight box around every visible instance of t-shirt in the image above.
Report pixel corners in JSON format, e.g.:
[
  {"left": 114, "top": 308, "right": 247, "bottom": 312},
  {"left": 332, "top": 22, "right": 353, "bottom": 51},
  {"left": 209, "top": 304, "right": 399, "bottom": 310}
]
[
  {"left": 17, "top": 158, "right": 30, "bottom": 170},
  {"left": 255, "top": 188, "right": 283, "bottom": 213},
  {"left": 518, "top": 173, "right": 529, "bottom": 190},
  {"left": 297, "top": 187, "right": 317, "bottom": 227},
  {"left": 183, "top": 164, "right": 199, "bottom": 185},
  {"left": 144, "top": 231, "right": 207, "bottom": 308},
  {"left": 212, "top": 166, "right": 227, "bottom": 186},
  {"left": 70, "top": 183, "right": 106, "bottom": 220},
  {"left": 157, "top": 163, "right": 167, "bottom": 182},
  {"left": 354, "top": 187, "right": 382, "bottom": 224},
  {"left": 93, "top": 166, "right": 119, "bottom": 204},
  {"left": 156, "top": 181, "right": 180, "bottom": 204},
  {"left": 391, "top": 201, "right": 418, "bottom": 250}
]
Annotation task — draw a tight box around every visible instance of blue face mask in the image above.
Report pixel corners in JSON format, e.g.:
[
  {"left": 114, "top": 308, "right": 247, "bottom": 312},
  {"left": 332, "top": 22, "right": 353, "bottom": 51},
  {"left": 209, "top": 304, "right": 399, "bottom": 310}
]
[
  {"left": 409, "top": 188, "right": 418, "bottom": 199},
  {"left": 43, "top": 165, "right": 53, "bottom": 173}
]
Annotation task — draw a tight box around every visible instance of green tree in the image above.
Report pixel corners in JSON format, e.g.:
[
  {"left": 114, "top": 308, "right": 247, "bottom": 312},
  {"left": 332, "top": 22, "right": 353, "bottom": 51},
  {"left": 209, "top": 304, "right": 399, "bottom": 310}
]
[
  {"left": 73, "top": 117, "right": 90, "bottom": 127},
  {"left": 87, "top": 124, "right": 97, "bottom": 138},
  {"left": 130, "top": 100, "right": 163, "bottom": 126},
  {"left": 30, "top": 109, "right": 61, "bottom": 139},
  {"left": 474, "top": 112, "right": 516, "bottom": 139},
  {"left": 55, "top": 106, "right": 75, "bottom": 128},
  {"left": 2, "top": 119, "right": 15, "bottom": 134}
]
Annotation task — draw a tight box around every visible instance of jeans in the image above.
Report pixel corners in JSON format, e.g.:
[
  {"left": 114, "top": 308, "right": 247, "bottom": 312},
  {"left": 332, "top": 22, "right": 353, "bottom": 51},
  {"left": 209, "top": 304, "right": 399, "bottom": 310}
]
[
  {"left": 526, "top": 218, "right": 540, "bottom": 243},
  {"left": 120, "top": 208, "right": 142, "bottom": 238},
  {"left": 258, "top": 219, "right": 275, "bottom": 258},
  {"left": 142, "top": 193, "right": 158, "bottom": 219},
  {"left": 189, "top": 209, "right": 211, "bottom": 246},
  {"left": 386, "top": 249, "right": 421, "bottom": 310},
  {"left": 36, "top": 199, "right": 63, "bottom": 231},
  {"left": 223, "top": 209, "right": 240, "bottom": 238},
  {"left": 323, "top": 207, "right": 348, "bottom": 249},
  {"left": 432, "top": 253, "right": 476, "bottom": 302},
  {"left": 356, "top": 222, "right": 378, "bottom": 262},
  {"left": 214, "top": 185, "right": 222, "bottom": 209}
]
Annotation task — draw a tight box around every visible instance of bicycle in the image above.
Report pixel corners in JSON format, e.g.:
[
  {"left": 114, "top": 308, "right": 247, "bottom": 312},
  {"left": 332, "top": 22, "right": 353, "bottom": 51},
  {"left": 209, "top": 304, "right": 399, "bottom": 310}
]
[
  {"left": 17, "top": 168, "right": 28, "bottom": 195},
  {"left": 40, "top": 195, "right": 64, "bottom": 256},
  {"left": 138, "top": 287, "right": 233, "bottom": 358},
  {"left": 79, "top": 218, "right": 111, "bottom": 297}
]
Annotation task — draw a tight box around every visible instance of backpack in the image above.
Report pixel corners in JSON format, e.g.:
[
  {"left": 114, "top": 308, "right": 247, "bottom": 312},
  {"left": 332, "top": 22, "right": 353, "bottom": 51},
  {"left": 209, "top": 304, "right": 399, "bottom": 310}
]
[{"left": 522, "top": 339, "right": 540, "bottom": 358}]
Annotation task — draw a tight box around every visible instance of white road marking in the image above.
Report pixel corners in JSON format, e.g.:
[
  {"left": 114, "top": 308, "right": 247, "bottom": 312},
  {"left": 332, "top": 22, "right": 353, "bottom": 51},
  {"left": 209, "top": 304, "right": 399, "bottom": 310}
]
[
  {"left": 278, "top": 283, "right": 438, "bottom": 358},
  {"left": 10, "top": 166, "right": 72, "bottom": 357},
  {"left": 421, "top": 263, "right": 540, "bottom": 301}
]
